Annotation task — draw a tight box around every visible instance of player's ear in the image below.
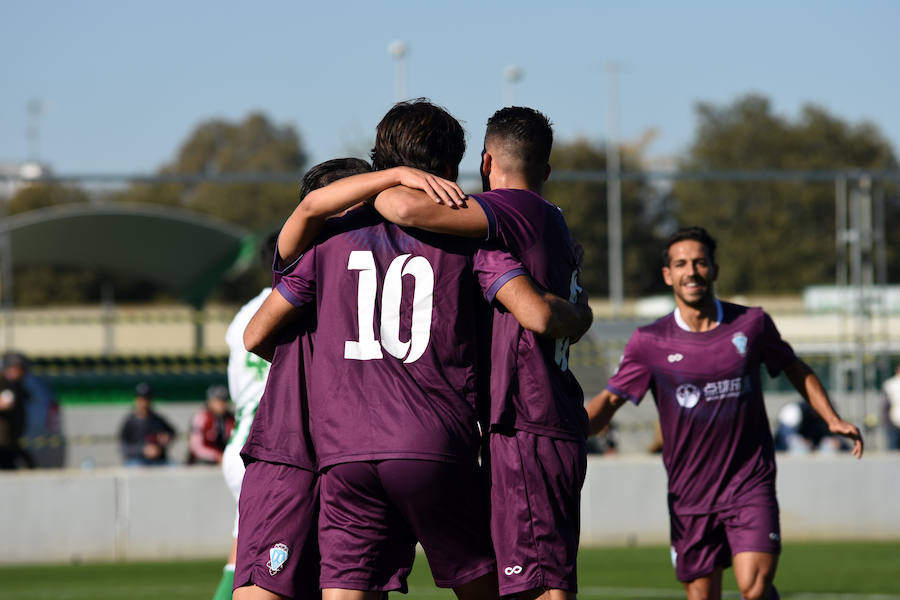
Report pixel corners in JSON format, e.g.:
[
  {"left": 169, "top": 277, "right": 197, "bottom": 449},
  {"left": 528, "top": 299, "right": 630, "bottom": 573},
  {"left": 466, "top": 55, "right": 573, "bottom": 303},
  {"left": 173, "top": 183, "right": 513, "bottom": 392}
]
[
  {"left": 544, "top": 164, "right": 551, "bottom": 182},
  {"left": 662, "top": 265, "right": 673, "bottom": 287},
  {"left": 480, "top": 150, "right": 492, "bottom": 178}
]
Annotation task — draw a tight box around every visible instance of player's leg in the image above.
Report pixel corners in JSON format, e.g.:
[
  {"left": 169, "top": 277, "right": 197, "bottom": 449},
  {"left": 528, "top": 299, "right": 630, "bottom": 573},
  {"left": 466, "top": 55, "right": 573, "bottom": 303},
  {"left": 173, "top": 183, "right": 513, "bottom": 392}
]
[
  {"left": 669, "top": 510, "right": 730, "bottom": 600},
  {"left": 724, "top": 496, "right": 781, "bottom": 600},
  {"left": 318, "top": 461, "right": 417, "bottom": 596},
  {"left": 215, "top": 437, "right": 247, "bottom": 600},
  {"left": 376, "top": 459, "right": 497, "bottom": 599},
  {"left": 732, "top": 552, "right": 778, "bottom": 600},
  {"left": 488, "top": 431, "right": 585, "bottom": 599},
  {"left": 681, "top": 570, "right": 723, "bottom": 600},
  {"left": 233, "top": 460, "right": 320, "bottom": 599}
]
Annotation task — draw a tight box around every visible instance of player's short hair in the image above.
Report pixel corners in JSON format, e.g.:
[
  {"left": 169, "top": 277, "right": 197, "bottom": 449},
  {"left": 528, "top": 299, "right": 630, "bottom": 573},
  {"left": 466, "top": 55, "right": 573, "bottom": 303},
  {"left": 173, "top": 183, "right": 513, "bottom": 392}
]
[
  {"left": 370, "top": 98, "right": 466, "bottom": 180},
  {"left": 485, "top": 106, "right": 553, "bottom": 187},
  {"left": 662, "top": 226, "right": 717, "bottom": 266},
  {"left": 299, "top": 157, "right": 373, "bottom": 202}
]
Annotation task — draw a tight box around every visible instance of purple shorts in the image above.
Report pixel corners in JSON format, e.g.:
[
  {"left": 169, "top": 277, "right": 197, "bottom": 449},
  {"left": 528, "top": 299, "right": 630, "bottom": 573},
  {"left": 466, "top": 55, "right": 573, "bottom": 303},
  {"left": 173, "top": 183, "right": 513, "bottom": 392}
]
[
  {"left": 669, "top": 495, "right": 781, "bottom": 582},
  {"left": 318, "top": 459, "right": 495, "bottom": 592},
  {"left": 489, "top": 430, "right": 587, "bottom": 596},
  {"left": 234, "top": 460, "right": 320, "bottom": 598}
]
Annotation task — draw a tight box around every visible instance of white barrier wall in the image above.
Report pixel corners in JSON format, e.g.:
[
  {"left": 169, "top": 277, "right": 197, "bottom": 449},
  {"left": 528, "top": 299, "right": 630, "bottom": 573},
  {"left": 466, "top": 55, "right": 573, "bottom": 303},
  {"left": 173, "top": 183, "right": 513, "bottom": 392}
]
[{"left": 2, "top": 454, "right": 899, "bottom": 564}]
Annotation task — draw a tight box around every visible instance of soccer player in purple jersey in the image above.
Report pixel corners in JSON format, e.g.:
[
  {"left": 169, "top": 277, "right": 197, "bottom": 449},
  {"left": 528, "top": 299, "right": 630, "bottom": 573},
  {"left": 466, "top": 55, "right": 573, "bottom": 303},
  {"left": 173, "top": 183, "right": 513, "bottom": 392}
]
[
  {"left": 234, "top": 158, "right": 373, "bottom": 600},
  {"left": 586, "top": 226, "right": 863, "bottom": 600},
  {"left": 367, "top": 107, "right": 590, "bottom": 600},
  {"left": 245, "top": 100, "right": 590, "bottom": 600}
]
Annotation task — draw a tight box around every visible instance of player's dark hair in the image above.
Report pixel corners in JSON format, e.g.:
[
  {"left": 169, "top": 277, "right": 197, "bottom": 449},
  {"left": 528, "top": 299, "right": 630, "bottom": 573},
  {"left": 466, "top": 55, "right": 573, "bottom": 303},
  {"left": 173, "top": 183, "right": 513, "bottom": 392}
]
[
  {"left": 370, "top": 98, "right": 466, "bottom": 180},
  {"left": 662, "top": 226, "right": 717, "bottom": 266},
  {"left": 299, "top": 157, "right": 373, "bottom": 202},
  {"left": 485, "top": 106, "right": 553, "bottom": 188}
]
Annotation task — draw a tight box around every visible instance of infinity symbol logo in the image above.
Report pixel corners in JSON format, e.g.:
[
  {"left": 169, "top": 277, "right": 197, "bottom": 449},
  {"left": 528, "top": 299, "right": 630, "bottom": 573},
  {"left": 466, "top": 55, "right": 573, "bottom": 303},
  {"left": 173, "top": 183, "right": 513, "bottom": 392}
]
[{"left": 504, "top": 565, "right": 523, "bottom": 575}]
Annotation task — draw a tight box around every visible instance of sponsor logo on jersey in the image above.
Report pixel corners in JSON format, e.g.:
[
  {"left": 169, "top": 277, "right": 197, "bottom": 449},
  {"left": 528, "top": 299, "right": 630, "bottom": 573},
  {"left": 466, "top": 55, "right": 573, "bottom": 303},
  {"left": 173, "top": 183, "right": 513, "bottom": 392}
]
[
  {"left": 504, "top": 565, "right": 524, "bottom": 576},
  {"left": 667, "top": 353, "right": 684, "bottom": 363},
  {"left": 267, "top": 543, "right": 289, "bottom": 576},
  {"left": 676, "top": 376, "right": 752, "bottom": 408},
  {"left": 675, "top": 383, "right": 701, "bottom": 408},
  {"left": 732, "top": 332, "right": 748, "bottom": 356},
  {"left": 702, "top": 375, "right": 751, "bottom": 402}
]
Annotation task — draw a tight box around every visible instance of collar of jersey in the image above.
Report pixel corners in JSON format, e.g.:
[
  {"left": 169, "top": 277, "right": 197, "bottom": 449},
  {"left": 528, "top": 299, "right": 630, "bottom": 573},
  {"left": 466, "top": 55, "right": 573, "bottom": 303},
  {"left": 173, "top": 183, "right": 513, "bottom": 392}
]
[{"left": 674, "top": 297, "right": 722, "bottom": 332}]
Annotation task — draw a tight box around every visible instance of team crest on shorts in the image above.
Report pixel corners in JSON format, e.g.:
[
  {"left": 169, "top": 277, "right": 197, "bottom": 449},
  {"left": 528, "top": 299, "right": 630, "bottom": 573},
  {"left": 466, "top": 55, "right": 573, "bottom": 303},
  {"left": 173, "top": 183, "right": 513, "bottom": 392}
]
[
  {"left": 267, "top": 543, "right": 289, "bottom": 576},
  {"left": 731, "top": 332, "right": 748, "bottom": 356}
]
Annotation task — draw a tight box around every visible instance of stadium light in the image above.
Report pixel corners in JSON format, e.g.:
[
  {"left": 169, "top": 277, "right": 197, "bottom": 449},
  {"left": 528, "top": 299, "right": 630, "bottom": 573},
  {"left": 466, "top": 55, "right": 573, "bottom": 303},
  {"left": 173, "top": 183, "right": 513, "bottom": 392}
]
[
  {"left": 502, "top": 65, "right": 523, "bottom": 106},
  {"left": 387, "top": 40, "right": 409, "bottom": 102}
]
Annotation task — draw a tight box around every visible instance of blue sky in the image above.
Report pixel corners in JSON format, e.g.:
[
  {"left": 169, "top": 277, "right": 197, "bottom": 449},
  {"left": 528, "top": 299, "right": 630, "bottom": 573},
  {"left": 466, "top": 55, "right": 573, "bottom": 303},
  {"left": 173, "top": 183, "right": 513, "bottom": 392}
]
[{"left": 1, "top": 0, "right": 898, "bottom": 176}]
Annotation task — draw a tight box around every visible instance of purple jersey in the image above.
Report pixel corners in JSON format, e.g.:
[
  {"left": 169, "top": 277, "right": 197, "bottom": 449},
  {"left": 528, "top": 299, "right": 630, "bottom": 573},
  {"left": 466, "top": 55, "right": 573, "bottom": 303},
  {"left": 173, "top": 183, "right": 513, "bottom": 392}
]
[
  {"left": 277, "top": 205, "right": 504, "bottom": 469},
  {"left": 241, "top": 269, "right": 317, "bottom": 471},
  {"left": 471, "top": 188, "right": 587, "bottom": 441},
  {"left": 607, "top": 302, "right": 797, "bottom": 514}
]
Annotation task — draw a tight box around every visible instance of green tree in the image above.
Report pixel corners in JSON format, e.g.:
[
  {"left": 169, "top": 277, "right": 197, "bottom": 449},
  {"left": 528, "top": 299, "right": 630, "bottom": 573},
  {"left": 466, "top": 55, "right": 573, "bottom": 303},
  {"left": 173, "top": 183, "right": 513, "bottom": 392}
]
[
  {"left": 674, "top": 94, "right": 899, "bottom": 294},
  {"left": 121, "top": 112, "right": 307, "bottom": 232},
  {"left": 545, "top": 138, "right": 670, "bottom": 298}
]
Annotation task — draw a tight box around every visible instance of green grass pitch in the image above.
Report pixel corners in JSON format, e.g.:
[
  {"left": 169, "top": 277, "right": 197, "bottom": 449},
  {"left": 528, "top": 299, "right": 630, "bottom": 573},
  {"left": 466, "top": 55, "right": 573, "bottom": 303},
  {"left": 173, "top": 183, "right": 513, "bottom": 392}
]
[{"left": 0, "top": 543, "right": 897, "bottom": 599}]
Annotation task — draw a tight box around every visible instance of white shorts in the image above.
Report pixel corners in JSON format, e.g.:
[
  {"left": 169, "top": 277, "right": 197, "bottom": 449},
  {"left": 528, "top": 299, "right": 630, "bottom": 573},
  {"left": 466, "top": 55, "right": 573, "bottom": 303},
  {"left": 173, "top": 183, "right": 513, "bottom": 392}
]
[{"left": 222, "top": 403, "right": 257, "bottom": 538}]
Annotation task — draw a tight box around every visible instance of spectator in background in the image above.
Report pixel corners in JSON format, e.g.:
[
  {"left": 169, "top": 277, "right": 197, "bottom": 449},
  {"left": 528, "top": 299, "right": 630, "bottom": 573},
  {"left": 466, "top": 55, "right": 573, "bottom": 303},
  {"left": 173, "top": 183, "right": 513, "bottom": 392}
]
[
  {"left": 882, "top": 365, "right": 900, "bottom": 450},
  {"left": 774, "top": 400, "right": 848, "bottom": 454},
  {"left": 0, "top": 353, "right": 33, "bottom": 469},
  {"left": 119, "top": 382, "right": 175, "bottom": 467},
  {"left": 187, "top": 385, "right": 234, "bottom": 465},
  {"left": 3, "top": 352, "right": 65, "bottom": 468}
]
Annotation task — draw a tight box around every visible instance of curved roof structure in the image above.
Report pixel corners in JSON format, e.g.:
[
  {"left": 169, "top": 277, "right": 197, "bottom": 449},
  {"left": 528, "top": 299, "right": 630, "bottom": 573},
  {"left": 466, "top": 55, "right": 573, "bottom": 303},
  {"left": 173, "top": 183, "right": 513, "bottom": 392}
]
[{"left": 0, "top": 202, "right": 254, "bottom": 307}]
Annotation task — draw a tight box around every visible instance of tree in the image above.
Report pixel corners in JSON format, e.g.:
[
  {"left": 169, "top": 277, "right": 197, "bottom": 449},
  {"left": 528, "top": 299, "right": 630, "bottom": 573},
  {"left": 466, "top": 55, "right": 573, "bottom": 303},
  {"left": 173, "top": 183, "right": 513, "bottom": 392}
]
[
  {"left": 674, "top": 94, "right": 899, "bottom": 294},
  {"left": 545, "top": 138, "right": 671, "bottom": 298},
  {"left": 120, "top": 112, "right": 308, "bottom": 232}
]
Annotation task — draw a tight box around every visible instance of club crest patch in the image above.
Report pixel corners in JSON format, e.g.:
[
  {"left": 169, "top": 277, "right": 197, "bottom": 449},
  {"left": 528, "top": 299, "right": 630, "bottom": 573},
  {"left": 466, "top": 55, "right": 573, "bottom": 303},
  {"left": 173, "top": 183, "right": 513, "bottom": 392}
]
[
  {"left": 267, "top": 543, "right": 289, "bottom": 576},
  {"left": 731, "top": 332, "right": 748, "bottom": 356}
]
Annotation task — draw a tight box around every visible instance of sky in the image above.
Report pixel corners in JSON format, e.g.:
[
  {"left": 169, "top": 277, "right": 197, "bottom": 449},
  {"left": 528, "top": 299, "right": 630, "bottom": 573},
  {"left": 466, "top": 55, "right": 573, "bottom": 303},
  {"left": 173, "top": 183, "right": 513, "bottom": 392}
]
[{"left": 1, "top": 0, "right": 899, "bottom": 179}]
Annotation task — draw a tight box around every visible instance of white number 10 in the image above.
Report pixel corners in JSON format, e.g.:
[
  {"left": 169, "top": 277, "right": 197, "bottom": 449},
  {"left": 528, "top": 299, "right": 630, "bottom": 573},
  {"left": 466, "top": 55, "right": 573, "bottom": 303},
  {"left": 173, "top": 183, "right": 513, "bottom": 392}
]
[{"left": 344, "top": 250, "right": 434, "bottom": 364}]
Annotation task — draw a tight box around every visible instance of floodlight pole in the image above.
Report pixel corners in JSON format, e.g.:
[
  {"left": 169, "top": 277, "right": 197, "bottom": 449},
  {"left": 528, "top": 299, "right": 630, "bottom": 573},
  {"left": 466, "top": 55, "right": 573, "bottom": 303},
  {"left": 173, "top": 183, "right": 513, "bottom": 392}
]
[
  {"left": 605, "top": 63, "right": 624, "bottom": 316},
  {"left": 388, "top": 40, "right": 409, "bottom": 102},
  {"left": 503, "top": 65, "right": 523, "bottom": 106}
]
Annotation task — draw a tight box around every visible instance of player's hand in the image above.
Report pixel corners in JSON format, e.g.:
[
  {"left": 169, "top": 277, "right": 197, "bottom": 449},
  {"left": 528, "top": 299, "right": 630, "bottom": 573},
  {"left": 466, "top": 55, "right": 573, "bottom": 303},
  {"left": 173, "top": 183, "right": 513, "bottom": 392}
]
[
  {"left": 829, "top": 420, "right": 864, "bottom": 458},
  {"left": 143, "top": 443, "right": 162, "bottom": 459},
  {"left": 395, "top": 167, "right": 466, "bottom": 207}
]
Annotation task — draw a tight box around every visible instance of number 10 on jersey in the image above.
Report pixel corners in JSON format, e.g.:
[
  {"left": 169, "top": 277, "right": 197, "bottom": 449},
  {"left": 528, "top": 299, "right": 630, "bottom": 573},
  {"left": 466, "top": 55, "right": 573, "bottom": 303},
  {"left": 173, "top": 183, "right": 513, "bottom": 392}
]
[{"left": 344, "top": 250, "right": 434, "bottom": 364}]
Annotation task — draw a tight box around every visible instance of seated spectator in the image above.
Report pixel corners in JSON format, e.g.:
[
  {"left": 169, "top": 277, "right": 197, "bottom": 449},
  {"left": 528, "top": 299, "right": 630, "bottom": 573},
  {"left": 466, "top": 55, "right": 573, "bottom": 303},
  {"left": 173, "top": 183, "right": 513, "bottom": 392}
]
[
  {"left": 774, "top": 400, "right": 847, "bottom": 454},
  {"left": 882, "top": 365, "right": 900, "bottom": 450},
  {"left": 0, "top": 353, "right": 33, "bottom": 469},
  {"left": 186, "top": 385, "right": 235, "bottom": 465},
  {"left": 119, "top": 383, "right": 175, "bottom": 467}
]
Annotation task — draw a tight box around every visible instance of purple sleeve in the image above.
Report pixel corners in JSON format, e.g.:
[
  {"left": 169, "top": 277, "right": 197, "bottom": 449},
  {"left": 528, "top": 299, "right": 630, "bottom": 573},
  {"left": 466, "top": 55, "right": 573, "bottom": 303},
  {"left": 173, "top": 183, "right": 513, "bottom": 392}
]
[
  {"left": 761, "top": 312, "right": 798, "bottom": 378},
  {"left": 470, "top": 190, "right": 544, "bottom": 253},
  {"left": 472, "top": 247, "right": 529, "bottom": 303},
  {"left": 606, "top": 330, "right": 652, "bottom": 405},
  {"left": 275, "top": 248, "right": 316, "bottom": 308}
]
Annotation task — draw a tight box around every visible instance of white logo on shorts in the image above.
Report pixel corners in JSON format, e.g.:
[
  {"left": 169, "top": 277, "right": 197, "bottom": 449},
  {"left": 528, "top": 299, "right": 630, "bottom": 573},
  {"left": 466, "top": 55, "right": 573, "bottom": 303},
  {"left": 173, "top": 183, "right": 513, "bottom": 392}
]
[
  {"left": 670, "top": 546, "right": 678, "bottom": 568},
  {"left": 504, "top": 565, "right": 523, "bottom": 576},
  {"left": 667, "top": 353, "right": 684, "bottom": 363},
  {"left": 769, "top": 532, "right": 780, "bottom": 542},
  {"left": 267, "top": 543, "right": 289, "bottom": 576}
]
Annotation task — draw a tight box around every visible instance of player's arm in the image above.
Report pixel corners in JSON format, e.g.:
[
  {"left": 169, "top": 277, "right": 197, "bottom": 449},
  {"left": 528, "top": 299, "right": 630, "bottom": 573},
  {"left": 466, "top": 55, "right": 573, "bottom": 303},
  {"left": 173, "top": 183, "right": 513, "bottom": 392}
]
[
  {"left": 278, "top": 168, "right": 465, "bottom": 264},
  {"left": 374, "top": 186, "right": 488, "bottom": 238},
  {"left": 493, "top": 274, "right": 592, "bottom": 339},
  {"left": 585, "top": 389, "right": 628, "bottom": 436},
  {"left": 783, "top": 359, "right": 864, "bottom": 458},
  {"left": 243, "top": 288, "right": 303, "bottom": 362}
]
